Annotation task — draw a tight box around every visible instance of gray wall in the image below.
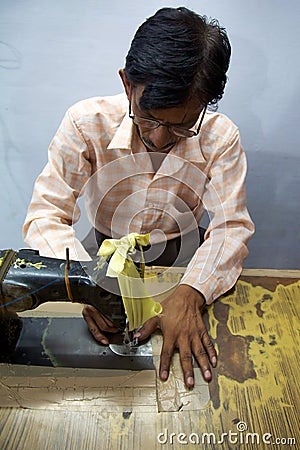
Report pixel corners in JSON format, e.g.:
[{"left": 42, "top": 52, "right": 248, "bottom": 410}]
[{"left": 0, "top": 0, "right": 299, "bottom": 269}]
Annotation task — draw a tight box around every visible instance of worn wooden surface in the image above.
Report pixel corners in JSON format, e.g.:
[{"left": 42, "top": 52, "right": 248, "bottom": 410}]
[{"left": 0, "top": 269, "right": 299, "bottom": 449}]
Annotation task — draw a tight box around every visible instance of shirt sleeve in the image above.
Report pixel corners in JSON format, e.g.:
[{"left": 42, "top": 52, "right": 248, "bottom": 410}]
[
  {"left": 180, "top": 129, "right": 255, "bottom": 304},
  {"left": 23, "top": 110, "right": 92, "bottom": 260}
]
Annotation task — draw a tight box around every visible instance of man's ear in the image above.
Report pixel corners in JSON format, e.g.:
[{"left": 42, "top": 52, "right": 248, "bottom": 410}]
[{"left": 119, "top": 69, "right": 132, "bottom": 100}]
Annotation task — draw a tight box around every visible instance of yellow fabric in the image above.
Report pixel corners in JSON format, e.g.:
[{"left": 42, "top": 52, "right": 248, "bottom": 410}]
[{"left": 98, "top": 233, "right": 162, "bottom": 331}]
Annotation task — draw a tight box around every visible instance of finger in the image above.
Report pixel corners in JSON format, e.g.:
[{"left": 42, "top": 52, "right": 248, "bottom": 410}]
[
  {"left": 133, "top": 316, "right": 159, "bottom": 341},
  {"left": 192, "top": 338, "right": 212, "bottom": 382},
  {"left": 178, "top": 345, "right": 195, "bottom": 388},
  {"left": 82, "top": 311, "right": 110, "bottom": 344},
  {"left": 82, "top": 306, "right": 115, "bottom": 344},
  {"left": 200, "top": 330, "right": 217, "bottom": 367},
  {"left": 159, "top": 337, "right": 175, "bottom": 382},
  {"left": 83, "top": 305, "right": 119, "bottom": 333},
  {"left": 94, "top": 313, "right": 120, "bottom": 333}
]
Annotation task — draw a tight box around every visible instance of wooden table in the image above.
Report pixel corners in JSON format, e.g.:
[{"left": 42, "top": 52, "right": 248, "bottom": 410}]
[{"left": 0, "top": 269, "right": 299, "bottom": 449}]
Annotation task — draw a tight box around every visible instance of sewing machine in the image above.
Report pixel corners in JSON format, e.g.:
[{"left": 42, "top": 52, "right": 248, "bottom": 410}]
[{"left": 0, "top": 248, "right": 153, "bottom": 368}]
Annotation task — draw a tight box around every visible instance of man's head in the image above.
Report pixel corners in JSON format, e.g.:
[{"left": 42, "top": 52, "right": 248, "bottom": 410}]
[
  {"left": 123, "top": 6, "right": 231, "bottom": 110},
  {"left": 119, "top": 7, "right": 231, "bottom": 152}
]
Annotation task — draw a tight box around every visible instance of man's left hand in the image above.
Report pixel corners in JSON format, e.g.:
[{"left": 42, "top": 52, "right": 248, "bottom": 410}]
[{"left": 134, "top": 284, "right": 217, "bottom": 388}]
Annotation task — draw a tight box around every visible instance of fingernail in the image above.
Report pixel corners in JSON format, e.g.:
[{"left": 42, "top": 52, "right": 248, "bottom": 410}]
[
  {"left": 204, "top": 370, "right": 211, "bottom": 379},
  {"left": 100, "top": 339, "right": 108, "bottom": 345},
  {"left": 187, "top": 376, "right": 194, "bottom": 387},
  {"left": 133, "top": 332, "right": 141, "bottom": 338},
  {"left": 161, "top": 370, "right": 168, "bottom": 381},
  {"left": 211, "top": 356, "right": 217, "bottom": 367}
]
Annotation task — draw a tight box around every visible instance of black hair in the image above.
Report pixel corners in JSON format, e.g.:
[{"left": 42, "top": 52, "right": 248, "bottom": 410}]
[{"left": 124, "top": 6, "right": 231, "bottom": 110}]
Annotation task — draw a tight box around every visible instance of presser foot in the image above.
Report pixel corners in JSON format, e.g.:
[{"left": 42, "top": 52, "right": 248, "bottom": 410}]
[
  {"left": 109, "top": 322, "right": 151, "bottom": 356},
  {"left": 108, "top": 340, "right": 152, "bottom": 357}
]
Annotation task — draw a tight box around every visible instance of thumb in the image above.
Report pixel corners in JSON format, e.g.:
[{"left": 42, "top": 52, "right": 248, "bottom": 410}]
[{"left": 133, "top": 315, "right": 160, "bottom": 341}]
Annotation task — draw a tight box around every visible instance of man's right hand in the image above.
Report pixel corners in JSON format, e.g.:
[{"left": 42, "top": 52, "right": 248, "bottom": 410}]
[{"left": 82, "top": 305, "right": 120, "bottom": 345}]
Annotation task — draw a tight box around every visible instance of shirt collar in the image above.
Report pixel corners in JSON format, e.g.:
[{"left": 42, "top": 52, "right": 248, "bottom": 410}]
[
  {"left": 170, "top": 112, "right": 207, "bottom": 163},
  {"left": 107, "top": 111, "right": 134, "bottom": 151}
]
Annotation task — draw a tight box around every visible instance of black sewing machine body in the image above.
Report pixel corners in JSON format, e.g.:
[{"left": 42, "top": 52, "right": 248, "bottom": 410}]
[
  {"left": 0, "top": 249, "right": 129, "bottom": 362},
  {"left": 0, "top": 248, "right": 124, "bottom": 324}
]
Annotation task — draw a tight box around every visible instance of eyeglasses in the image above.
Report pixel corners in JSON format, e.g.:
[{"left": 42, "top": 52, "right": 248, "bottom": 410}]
[{"left": 129, "top": 102, "right": 207, "bottom": 138}]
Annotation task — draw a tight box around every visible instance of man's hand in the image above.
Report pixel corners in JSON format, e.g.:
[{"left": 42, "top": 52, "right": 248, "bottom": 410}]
[
  {"left": 82, "top": 284, "right": 217, "bottom": 389},
  {"left": 134, "top": 284, "right": 217, "bottom": 388},
  {"left": 82, "top": 305, "right": 120, "bottom": 345}
]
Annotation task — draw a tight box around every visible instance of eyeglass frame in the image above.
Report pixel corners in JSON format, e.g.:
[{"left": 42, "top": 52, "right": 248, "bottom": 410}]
[{"left": 129, "top": 102, "right": 207, "bottom": 138}]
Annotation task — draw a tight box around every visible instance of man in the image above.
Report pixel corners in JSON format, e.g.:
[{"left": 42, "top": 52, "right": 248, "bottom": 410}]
[{"left": 23, "top": 7, "right": 254, "bottom": 388}]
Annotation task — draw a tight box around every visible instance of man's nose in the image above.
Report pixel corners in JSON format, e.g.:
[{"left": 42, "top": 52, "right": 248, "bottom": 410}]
[{"left": 147, "top": 125, "right": 173, "bottom": 149}]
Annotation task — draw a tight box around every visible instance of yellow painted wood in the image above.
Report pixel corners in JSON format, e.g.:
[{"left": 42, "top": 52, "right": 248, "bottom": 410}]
[{"left": 0, "top": 273, "right": 299, "bottom": 450}]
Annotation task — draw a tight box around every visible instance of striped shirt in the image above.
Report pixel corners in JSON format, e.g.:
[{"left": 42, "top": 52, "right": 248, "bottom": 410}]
[{"left": 23, "top": 93, "right": 254, "bottom": 304}]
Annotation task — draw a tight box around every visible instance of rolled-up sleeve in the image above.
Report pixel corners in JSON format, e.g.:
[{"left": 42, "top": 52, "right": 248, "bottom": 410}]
[
  {"left": 180, "top": 129, "right": 255, "bottom": 304},
  {"left": 23, "top": 110, "right": 92, "bottom": 260}
]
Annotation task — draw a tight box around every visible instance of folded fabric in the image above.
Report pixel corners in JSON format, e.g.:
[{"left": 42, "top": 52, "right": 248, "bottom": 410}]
[{"left": 98, "top": 233, "right": 162, "bottom": 331}]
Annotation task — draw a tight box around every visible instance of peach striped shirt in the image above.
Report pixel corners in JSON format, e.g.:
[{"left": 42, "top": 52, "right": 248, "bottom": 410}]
[{"left": 23, "top": 94, "right": 254, "bottom": 304}]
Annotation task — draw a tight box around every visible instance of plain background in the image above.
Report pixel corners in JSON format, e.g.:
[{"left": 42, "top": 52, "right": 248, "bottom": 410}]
[{"left": 0, "top": 0, "right": 299, "bottom": 269}]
